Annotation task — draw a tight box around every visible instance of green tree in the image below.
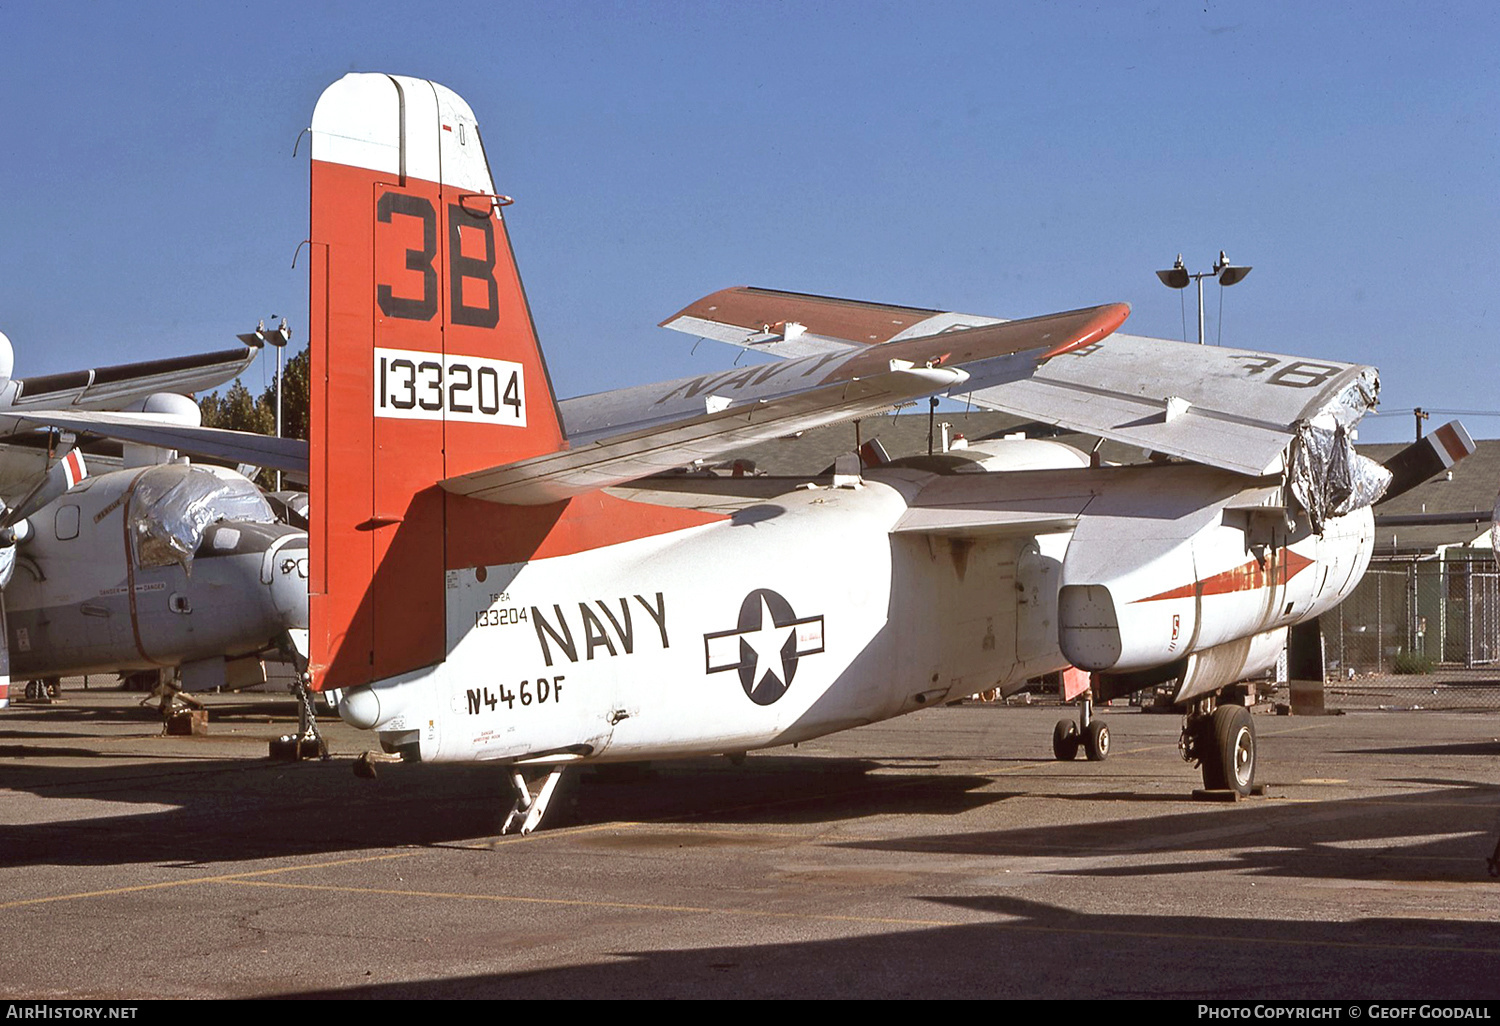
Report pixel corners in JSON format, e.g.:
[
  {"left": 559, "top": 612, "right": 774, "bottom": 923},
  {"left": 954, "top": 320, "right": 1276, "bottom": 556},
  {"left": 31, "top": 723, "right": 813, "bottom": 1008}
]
[
  {"left": 198, "top": 347, "right": 308, "bottom": 440},
  {"left": 277, "top": 348, "right": 310, "bottom": 442},
  {"left": 198, "top": 345, "right": 309, "bottom": 488}
]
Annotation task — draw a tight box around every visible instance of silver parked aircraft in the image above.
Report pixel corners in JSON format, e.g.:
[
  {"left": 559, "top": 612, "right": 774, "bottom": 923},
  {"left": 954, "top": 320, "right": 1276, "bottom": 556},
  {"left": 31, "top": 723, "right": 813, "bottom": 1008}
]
[
  {"left": 0, "top": 329, "right": 311, "bottom": 708},
  {"left": 3, "top": 459, "right": 307, "bottom": 690}
]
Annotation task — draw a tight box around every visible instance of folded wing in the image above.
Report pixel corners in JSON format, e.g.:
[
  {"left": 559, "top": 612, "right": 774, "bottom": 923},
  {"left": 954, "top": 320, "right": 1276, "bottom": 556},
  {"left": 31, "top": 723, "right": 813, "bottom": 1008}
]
[
  {"left": 661, "top": 287, "right": 1382, "bottom": 481},
  {"left": 0, "top": 411, "right": 308, "bottom": 472},
  {"left": 5, "top": 345, "right": 261, "bottom": 411},
  {"left": 449, "top": 302, "right": 1128, "bottom": 505}
]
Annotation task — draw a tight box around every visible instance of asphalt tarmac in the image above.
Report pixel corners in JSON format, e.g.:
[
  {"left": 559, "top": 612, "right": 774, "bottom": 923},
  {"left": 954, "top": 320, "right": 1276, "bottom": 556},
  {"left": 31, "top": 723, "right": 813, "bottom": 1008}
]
[{"left": 2, "top": 685, "right": 1499, "bottom": 1000}]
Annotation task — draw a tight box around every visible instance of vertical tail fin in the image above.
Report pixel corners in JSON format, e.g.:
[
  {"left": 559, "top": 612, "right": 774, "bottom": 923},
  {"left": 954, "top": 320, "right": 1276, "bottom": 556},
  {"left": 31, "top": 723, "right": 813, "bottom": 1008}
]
[{"left": 308, "top": 73, "right": 567, "bottom": 690}]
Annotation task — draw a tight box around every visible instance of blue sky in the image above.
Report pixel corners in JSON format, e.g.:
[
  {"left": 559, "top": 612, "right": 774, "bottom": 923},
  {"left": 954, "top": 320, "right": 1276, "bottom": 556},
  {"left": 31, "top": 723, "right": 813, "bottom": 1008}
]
[{"left": 0, "top": 1, "right": 1494, "bottom": 443}]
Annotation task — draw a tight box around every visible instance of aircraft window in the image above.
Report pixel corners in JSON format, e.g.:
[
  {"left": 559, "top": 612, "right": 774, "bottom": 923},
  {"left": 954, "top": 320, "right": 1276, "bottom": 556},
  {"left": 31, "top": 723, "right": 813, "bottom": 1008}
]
[
  {"left": 55, "top": 504, "right": 80, "bottom": 541},
  {"left": 129, "top": 464, "right": 276, "bottom": 570}
]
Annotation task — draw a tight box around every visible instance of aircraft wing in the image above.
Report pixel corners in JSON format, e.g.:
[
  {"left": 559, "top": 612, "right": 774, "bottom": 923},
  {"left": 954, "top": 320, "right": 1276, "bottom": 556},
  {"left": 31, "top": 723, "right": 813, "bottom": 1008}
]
[
  {"left": 448, "top": 365, "right": 968, "bottom": 504},
  {"left": 2, "top": 345, "right": 261, "bottom": 411},
  {"left": 449, "top": 302, "right": 1129, "bottom": 505},
  {"left": 958, "top": 333, "right": 1380, "bottom": 477},
  {"left": 661, "top": 287, "right": 1382, "bottom": 480},
  {"left": 660, "top": 285, "right": 1004, "bottom": 360},
  {"left": 0, "top": 411, "right": 308, "bottom": 472}
]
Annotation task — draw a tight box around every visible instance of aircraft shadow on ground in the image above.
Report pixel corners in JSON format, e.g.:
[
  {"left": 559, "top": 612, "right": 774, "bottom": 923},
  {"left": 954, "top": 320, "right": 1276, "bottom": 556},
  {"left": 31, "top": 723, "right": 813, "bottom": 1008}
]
[
  {"left": 271, "top": 893, "right": 1500, "bottom": 1000},
  {"left": 1339, "top": 741, "right": 1500, "bottom": 757},
  {"left": 0, "top": 754, "right": 1003, "bottom": 869},
  {"left": 833, "top": 783, "right": 1500, "bottom": 884}
]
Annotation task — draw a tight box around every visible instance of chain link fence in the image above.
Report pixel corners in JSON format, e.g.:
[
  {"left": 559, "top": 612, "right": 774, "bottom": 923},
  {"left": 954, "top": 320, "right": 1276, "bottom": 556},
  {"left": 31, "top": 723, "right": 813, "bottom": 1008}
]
[{"left": 1324, "top": 557, "right": 1500, "bottom": 709}]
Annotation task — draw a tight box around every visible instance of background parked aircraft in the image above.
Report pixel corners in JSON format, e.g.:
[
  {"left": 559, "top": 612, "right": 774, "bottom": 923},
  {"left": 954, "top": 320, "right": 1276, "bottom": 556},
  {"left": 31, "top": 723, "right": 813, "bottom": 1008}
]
[{"left": 0, "top": 330, "right": 311, "bottom": 710}]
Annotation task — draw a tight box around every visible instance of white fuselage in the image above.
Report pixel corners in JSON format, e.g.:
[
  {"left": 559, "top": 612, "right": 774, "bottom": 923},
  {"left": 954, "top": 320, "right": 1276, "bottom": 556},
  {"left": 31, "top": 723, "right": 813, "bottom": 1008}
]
[
  {"left": 337, "top": 458, "right": 1374, "bottom": 765},
  {"left": 339, "top": 474, "right": 1070, "bottom": 763}
]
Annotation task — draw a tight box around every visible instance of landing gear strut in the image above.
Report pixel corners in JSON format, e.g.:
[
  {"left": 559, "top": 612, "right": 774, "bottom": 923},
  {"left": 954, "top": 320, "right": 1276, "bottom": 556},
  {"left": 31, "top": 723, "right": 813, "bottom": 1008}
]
[
  {"left": 1181, "top": 699, "right": 1256, "bottom": 795},
  {"left": 270, "top": 630, "right": 326, "bottom": 761},
  {"left": 502, "top": 767, "right": 567, "bottom": 835},
  {"left": 1052, "top": 687, "right": 1110, "bottom": 762}
]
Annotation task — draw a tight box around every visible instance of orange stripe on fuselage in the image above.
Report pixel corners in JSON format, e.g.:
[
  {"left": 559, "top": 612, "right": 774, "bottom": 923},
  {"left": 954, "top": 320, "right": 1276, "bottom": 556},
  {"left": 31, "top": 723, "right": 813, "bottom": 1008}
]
[{"left": 1134, "top": 549, "right": 1314, "bottom": 604}]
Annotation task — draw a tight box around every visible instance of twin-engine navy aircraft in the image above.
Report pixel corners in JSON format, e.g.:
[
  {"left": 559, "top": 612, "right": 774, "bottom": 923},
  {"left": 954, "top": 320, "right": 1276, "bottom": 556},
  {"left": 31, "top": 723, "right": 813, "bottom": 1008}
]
[
  {"left": 0, "top": 329, "right": 311, "bottom": 708},
  {"left": 304, "top": 73, "right": 1468, "bottom": 833}
]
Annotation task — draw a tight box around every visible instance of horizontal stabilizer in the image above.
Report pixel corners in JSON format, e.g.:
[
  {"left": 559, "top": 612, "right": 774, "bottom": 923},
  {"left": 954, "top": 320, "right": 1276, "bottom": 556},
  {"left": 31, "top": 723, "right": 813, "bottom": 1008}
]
[
  {"left": 0, "top": 411, "right": 308, "bottom": 472},
  {"left": 1376, "top": 420, "right": 1475, "bottom": 504}
]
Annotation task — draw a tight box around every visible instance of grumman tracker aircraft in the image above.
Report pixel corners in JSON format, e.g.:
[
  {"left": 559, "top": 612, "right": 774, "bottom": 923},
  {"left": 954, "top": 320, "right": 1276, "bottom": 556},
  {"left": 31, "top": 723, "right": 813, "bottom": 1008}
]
[
  {"left": 0, "top": 329, "right": 312, "bottom": 709},
  {"left": 306, "top": 73, "right": 1467, "bottom": 834},
  {"left": 0, "top": 457, "right": 309, "bottom": 701}
]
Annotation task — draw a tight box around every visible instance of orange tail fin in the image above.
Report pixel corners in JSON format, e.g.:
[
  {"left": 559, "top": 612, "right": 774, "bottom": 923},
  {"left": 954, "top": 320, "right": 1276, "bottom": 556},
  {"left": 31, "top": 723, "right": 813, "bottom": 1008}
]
[{"left": 308, "top": 73, "right": 569, "bottom": 690}]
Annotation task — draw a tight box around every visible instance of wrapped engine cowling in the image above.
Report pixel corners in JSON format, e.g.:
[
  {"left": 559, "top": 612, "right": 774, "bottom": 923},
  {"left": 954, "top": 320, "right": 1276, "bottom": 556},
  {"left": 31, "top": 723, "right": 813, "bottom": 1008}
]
[
  {"left": 1288, "top": 420, "right": 1391, "bottom": 533},
  {"left": 127, "top": 464, "right": 276, "bottom": 572}
]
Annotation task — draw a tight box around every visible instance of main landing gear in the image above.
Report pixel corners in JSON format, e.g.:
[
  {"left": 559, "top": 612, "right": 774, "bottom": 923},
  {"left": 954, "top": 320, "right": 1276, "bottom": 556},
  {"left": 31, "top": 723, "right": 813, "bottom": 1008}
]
[
  {"left": 22, "top": 678, "right": 60, "bottom": 701},
  {"left": 1052, "top": 691, "right": 1110, "bottom": 762},
  {"left": 1181, "top": 698, "right": 1256, "bottom": 795}
]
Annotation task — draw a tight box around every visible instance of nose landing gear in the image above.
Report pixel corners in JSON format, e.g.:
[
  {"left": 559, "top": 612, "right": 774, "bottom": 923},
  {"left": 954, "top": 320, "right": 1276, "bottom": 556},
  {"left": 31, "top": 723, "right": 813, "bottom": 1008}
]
[{"left": 1052, "top": 689, "right": 1110, "bottom": 761}]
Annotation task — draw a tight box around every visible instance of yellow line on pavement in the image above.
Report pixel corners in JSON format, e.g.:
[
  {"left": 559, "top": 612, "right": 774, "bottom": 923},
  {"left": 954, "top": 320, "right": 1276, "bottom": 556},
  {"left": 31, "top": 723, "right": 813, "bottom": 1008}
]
[
  {"left": 223, "top": 878, "right": 956, "bottom": 927},
  {"left": 0, "top": 850, "right": 422, "bottom": 911}
]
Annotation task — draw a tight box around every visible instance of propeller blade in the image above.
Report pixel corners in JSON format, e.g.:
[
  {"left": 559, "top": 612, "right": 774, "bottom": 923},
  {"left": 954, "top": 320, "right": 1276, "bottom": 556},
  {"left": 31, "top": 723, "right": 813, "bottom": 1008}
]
[
  {"left": 1377, "top": 420, "right": 1475, "bottom": 505},
  {"left": 4, "top": 448, "right": 88, "bottom": 529}
]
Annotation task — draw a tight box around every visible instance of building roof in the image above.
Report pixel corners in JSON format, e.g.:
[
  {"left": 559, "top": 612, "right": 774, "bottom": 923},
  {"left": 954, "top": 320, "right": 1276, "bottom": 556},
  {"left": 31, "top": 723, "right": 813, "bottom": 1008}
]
[{"left": 1361, "top": 437, "right": 1500, "bottom": 558}]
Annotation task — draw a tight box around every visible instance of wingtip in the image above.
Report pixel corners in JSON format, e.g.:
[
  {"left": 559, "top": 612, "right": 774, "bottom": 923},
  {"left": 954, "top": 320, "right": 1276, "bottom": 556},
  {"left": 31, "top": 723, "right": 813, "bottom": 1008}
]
[
  {"left": 658, "top": 285, "right": 752, "bottom": 328},
  {"left": 1038, "top": 302, "right": 1131, "bottom": 359}
]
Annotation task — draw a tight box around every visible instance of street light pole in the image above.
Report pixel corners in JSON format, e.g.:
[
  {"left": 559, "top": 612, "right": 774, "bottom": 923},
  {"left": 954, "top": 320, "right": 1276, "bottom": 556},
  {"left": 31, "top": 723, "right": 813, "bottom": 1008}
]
[
  {"left": 238, "top": 317, "right": 293, "bottom": 490},
  {"left": 1156, "top": 251, "right": 1253, "bottom": 345}
]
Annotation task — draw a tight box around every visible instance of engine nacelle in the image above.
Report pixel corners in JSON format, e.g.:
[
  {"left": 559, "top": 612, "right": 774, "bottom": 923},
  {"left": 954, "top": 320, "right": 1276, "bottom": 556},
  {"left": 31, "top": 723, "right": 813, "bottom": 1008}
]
[
  {"left": 1092, "top": 626, "right": 1289, "bottom": 705},
  {"left": 119, "top": 391, "right": 202, "bottom": 424},
  {"left": 1057, "top": 467, "right": 1373, "bottom": 675},
  {"left": 885, "top": 437, "right": 1090, "bottom": 476},
  {"left": 947, "top": 438, "right": 1090, "bottom": 473},
  {"left": 119, "top": 392, "right": 202, "bottom": 467}
]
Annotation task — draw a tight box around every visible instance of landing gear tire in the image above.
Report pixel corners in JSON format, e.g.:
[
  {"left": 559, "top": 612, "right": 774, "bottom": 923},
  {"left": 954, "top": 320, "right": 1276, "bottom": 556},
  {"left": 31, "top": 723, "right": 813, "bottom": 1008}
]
[
  {"left": 1083, "top": 719, "right": 1110, "bottom": 761},
  {"left": 1052, "top": 718, "right": 1080, "bottom": 761},
  {"left": 1200, "top": 704, "right": 1255, "bottom": 795}
]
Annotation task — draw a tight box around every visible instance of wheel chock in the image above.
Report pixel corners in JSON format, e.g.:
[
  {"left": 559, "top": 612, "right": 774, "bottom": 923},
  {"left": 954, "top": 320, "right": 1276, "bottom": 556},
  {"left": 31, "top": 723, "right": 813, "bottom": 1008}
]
[
  {"left": 165, "top": 710, "right": 209, "bottom": 736},
  {"left": 269, "top": 734, "right": 327, "bottom": 761}
]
